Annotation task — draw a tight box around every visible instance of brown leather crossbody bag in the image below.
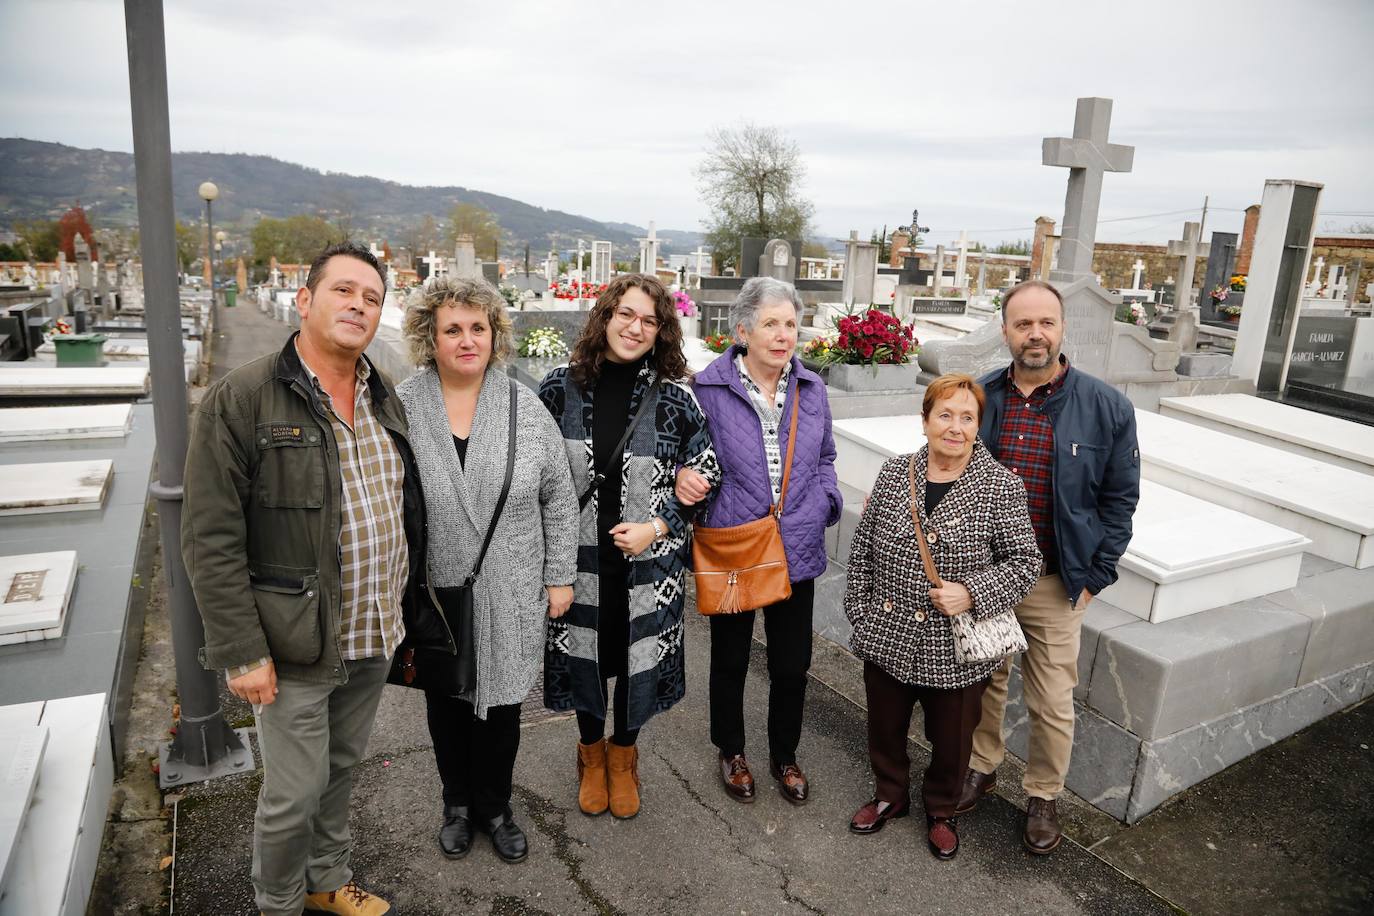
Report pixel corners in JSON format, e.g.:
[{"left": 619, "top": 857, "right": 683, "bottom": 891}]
[{"left": 693, "top": 394, "right": 799, "bottom": 615}]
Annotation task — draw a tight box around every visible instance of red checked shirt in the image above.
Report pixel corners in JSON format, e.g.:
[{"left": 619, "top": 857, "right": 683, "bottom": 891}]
[{"left": 996, "top": 356, "right": 1069, "bottom": 573}]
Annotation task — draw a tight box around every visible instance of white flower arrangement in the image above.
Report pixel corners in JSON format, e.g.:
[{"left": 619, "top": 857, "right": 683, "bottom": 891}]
[{"left": 519, "top": 326, "right": 568, "bottom": 359}]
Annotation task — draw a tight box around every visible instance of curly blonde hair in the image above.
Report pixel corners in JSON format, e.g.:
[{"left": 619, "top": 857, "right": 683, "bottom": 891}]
[{"left": 402, "top": 277, "right": 514, "bottom": 368}]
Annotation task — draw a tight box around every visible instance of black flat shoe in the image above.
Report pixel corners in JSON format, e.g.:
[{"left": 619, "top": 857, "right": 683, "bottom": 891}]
[
  {"left": 438, "top": 804, "right": 472, "bottom": 859},
  {"left": 480, "top": 809, "right": 529, "bottom": 864}
]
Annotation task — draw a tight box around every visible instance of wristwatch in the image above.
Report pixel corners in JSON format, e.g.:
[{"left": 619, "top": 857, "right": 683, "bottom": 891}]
[{"left": 650, "top": 518, "right": 666, "bottom": 541}]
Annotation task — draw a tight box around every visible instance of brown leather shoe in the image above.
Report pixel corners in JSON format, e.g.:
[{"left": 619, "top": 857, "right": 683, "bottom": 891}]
[
  {"left": 719, "top": 753, "right": 755, "bottom": 803},
  {"left": 577, "top": 739, "right": 609, "bottom": 816},
  {"left": 954, "top": 768, "right": 996, "bottom": 815},
  {"left": 927, "top": 816, "right": 959, "bottom": 860},
  {"left": 768, "top": 759, "right": 809, "bottom": 805},
  {"left": 303, "top": 881, "right": 391, "bottom": 915},
  {"left": 848, "top": 798, "right": 910, "bottom": 834},
  {"left": 1024, "top": 796, "right": 1063, "bottom": 855}
]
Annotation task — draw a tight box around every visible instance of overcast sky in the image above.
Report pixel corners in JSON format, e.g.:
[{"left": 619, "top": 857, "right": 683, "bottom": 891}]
[{"left": 3, "top": 0, "right": 1372, "bottom": 246}]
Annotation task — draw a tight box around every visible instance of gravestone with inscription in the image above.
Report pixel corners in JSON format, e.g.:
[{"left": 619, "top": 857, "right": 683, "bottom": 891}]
[
  {"left": 759, "top": 239, "right": 796, "bottom": 283},
  {"left": 1201, "top": 231, "right": 1240, "bottom": 323},
  {"left": 841, "top": 231, "right": 877, "bottom": 307}
]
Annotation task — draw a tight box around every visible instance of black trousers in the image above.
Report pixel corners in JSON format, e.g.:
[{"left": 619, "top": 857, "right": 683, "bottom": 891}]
[
  {"left": 709, "top": 578, "right": 815, "bottom": 765},
  {"left": 575, "top": 676, "right": 640, "bottom": 746},
  {"left": 425, "top": 692, "right": 521, "bottom": 820},
  {"left": 863, "top": 661, "right": 987, "bottom": 819}
]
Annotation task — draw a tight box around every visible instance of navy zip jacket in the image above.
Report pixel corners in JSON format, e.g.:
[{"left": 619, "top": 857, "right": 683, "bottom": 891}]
[{"left": 977, "top": 364, "right": 1140, "bottom": 604}]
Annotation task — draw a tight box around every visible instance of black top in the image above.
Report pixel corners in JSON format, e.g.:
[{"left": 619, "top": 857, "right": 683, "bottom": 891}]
[
  {"left": 452, "top": 434, "right": 468, "bottom": 468},
  {"left": 593, "top": 358, "right": 641, "bottom": 569},
  {"left": 925, "top": 478, "right": 953, "bottom": 517}
]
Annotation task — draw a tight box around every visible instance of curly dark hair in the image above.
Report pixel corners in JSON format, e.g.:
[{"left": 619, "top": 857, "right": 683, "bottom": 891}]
[{"left": 568, "top": 273, "right": 688, "bottom": 388}]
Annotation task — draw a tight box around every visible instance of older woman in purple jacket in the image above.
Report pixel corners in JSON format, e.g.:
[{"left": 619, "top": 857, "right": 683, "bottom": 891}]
[{"left": 679, "top": 276, "right": 843, "bottom": 806}]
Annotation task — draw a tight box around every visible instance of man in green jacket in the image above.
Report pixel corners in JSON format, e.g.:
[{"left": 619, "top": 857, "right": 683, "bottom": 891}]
[{"left": 183, "top": 240, "right": 422, "bottom": 916}]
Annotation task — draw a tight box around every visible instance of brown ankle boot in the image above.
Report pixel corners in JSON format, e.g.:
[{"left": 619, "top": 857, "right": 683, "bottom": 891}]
[
  {"left": 577, "top": 739, "right": 609, "bottom": 816},
  {"left": 606, "top": 741, "right": 641, "bottom": 819}
]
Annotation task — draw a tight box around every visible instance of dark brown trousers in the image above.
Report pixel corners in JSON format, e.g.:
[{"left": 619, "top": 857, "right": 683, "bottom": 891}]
[{"left": 863, "top": 661, "right": 988, "bottom": 818}]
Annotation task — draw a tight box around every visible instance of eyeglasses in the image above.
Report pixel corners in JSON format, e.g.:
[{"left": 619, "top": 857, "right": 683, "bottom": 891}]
[{"left": 611, "top": 307, "right": 661, "bottom": 333}]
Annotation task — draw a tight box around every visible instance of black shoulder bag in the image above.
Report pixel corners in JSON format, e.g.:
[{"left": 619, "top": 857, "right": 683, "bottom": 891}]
[
  {"left": 389, "top": 380, "right": 518, "bottom": 695},
  {"left": 578, "top": 378, "right": 661, "bottom": 510}
]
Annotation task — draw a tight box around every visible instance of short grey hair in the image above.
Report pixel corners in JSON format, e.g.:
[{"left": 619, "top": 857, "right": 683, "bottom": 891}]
[
  {"left": 729, "top": 277, "right": 804, "bottom": 343},
  {"left": 402, "top": 276, "right": 514, "bottom": 367}
]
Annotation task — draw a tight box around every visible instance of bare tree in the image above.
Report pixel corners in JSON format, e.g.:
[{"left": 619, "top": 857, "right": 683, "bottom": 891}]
[{"left": 695, "top": 123, "right": 814, "bottom": 270}]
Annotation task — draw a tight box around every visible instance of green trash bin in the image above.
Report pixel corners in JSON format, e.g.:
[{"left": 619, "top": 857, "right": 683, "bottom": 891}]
[
  {"left": 225, "top": 287, "right": 238, "bottom": 308},
  {"left": 53, "top": 333, "right": 107, "bottom": 367}
]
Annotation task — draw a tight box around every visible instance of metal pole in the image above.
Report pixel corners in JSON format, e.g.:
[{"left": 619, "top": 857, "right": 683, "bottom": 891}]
[
  {"left": 124, "top": 0, "right": 250, "bottom": 787},
  {"left": 206, "top": 198, "right": 217, "bottom": 335}
]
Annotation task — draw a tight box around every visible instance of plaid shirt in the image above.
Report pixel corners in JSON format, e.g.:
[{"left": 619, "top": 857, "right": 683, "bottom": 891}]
[
  {"left": 230, "top": 350, "right": 407, "bottom": 679},
  {"left": 735, "top": 353, "right": 792, "bottom": 505},
  {"left": 996, "top": 356, "right": 1069, "bottom": 573}
]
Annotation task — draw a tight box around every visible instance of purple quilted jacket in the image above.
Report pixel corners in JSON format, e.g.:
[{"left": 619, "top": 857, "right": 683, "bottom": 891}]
[{"left": 692, "top": 346, "right": 843, "bottom": 582}]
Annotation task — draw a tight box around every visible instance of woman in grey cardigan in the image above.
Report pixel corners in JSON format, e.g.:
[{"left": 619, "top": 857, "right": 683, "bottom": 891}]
[
  {"left": 399, "top": 278, "right": 579, "bottom": 865},
  {"left": 844, "top": 373, "right": 1040, "bottom": 860}
]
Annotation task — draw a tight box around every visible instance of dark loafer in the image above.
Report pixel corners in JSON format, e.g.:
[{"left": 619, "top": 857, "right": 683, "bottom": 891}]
[
  {"left": 480, "top": 809, "right": 529, "bottom": 864},
  {"left": 438, "top": 804, "right": 472, "bottom": 859},
  {"left": 1024, "top": 797, "right": 1062, "bottom": 855},
  {"left": 719, "top": 753, "right": 755, "bottom": 803},
  {"left": 955, "top": 768, "right": 997, "bottom": 815},
  {"left": 769, "top": 758, "right": 809, "bottom": 805},
  {"left": 848, "top": 798, "right": 910, "bottom": 835},
  {"left": 927, "top": 816, "right": 959, "bottom": 860}
]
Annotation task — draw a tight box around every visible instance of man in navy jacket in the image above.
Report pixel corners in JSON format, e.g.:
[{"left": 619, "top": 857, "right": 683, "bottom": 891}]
[{"left": 956, "top": 280, "right": 1139, "bottom": 854}]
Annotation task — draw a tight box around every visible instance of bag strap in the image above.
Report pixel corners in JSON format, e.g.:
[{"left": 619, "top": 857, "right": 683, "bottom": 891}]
[
  {"left": 907, "top": 454, "right": 944, "bottom": 588},
  {"left": 770, "top": 388, "right": 802, "bottom": 519},
  {"left": 579, "top": 377, "right": 661, "bottom": 510},
  {"left": 471, "top": 380, "right": 519, "bottom": 580}
]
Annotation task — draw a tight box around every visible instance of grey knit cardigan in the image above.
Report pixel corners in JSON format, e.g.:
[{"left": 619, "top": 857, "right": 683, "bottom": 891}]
[{"left": 398, "top": 365, "right": 579, "bottom": 718}]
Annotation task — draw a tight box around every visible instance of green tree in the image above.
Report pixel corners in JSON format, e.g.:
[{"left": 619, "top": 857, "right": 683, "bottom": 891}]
[
  {"left": 445, "top": 203, "right": 503, "bottom": 257},
  {"left": 990, "top": 239, "right": 1031, "bottom": 256},
  {"left": 175, "top": 220, "right": 200, "bottom": 271},
  {"left": 695, "top": 123, "right": 815, "bottom": 271},
  {"left": 14, "top": 219, "right": 61, "bottom": 261},
  {"left": 251, "top": 214, "right": 339, "bottom": 265},
  {"left": 398, "top": 215, "right": 442, "bottom": 267},
  {"left": 0, "top": 242, "right": 25, "bottom": 261}
]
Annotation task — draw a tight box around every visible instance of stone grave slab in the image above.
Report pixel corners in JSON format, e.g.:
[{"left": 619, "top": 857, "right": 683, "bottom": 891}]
[
  {"left": 0, "top": 551, "right": 78, "bottom": 644},
  {"left": 0, "top": 726, "right": 47, "bottom": 896},
  {"left": 0, "top": 367, "right": 149, "bottom": 398},
  {"left": 0, "top": 461, "right": 114, "bottom": 516},
  {"left": 1135, "top": 409, "right": 1374, "bottom": 568},
  {"left": 1159, "top": 392, "right": 1374, "bottom": 476},
  {"left": 0, "top": 405, "right": 133, "bottom": 443},
  {"left": 0, "top": 693, "right": 113, "bottom": 916},
  {"left": 1098, "top": 481, "right": 1309, "bottom": 622}
]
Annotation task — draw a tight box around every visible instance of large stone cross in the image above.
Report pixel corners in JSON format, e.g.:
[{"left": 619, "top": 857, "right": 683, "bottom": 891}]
[
  {"left": 637, "top": 221, "right": 667, "bottom": 274},
  {"left": 1166, "top": 221, "right": 1209, "bottom": 310},
  {"left": 421, "top": 250, "right": 442, "bottom": 281},
  {"left": 1130, "top": 258, "right": 1145, "bottom": 289},
  {"left": 693, "top": 244, "right": 709, "bottom": 278},
  {"left": 1043, "top": 97, "right": 1134, "bottom": 282}
]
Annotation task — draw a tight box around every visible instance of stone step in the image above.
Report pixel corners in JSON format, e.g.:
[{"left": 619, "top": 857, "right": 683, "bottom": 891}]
[
  {"left": 1136, "top": 409, "right": 1374, "bottom": 568},
  {"left": 0, "top": 694, "right": 113, "bottom": 915},
  {"left": 0, "top": 551, "right": 77, "bottom": 644},
  {"left": 0, "top": 405, "right": 133, "bottom": 443},
  {"left": 1159, "top": 393, "right": 1374, "bottom": 476},
  {"left": 0, "top": 367, "right": 150, "bottom": 399},
  {"left": 832, "top": 415, "right": 1312, "bottom": 619},
  {"left": 0, "top": 461, "right": 114, "bottom": 516}
]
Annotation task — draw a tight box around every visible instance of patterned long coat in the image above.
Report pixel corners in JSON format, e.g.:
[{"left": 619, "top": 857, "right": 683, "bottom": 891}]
[
  {"left": 538, "top": 362, "right": 720, "bottom": 730},
  {"left": 844, "top": 440, "right": 1041, "bottom": 689}
]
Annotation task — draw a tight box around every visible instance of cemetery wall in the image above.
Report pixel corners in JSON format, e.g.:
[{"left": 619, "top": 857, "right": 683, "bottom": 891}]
[
  {"left": 1091, "top": 242, "right": 1209, "bottom": 293},
  {"left": 1311, "top": 236, "right": 1374, "bottom": 302}
]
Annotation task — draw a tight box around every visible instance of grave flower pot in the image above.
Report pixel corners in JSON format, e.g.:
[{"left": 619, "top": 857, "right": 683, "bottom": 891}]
[{"left": 827, "top": 362, "right": 918, "bottom": 393}]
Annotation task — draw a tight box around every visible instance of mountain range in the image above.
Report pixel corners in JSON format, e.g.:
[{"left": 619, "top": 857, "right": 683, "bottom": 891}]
[{"left": 0, "top": 137, "right": 704, "bottom": 259}]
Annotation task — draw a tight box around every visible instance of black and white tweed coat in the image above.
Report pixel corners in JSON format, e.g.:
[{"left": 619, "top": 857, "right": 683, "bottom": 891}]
[{"left": 844, "top": 439, "right": 1041, "bottom": 689}]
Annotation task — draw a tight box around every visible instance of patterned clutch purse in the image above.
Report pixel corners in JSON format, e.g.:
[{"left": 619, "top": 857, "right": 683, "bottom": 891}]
[{"left": 907, "top": 455, "right": 1027, "bottom": 665}]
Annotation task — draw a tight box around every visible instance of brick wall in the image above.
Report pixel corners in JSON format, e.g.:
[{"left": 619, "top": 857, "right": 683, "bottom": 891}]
[{"left": 1235, "top": 205, "right": 1261, "bottom": 275}]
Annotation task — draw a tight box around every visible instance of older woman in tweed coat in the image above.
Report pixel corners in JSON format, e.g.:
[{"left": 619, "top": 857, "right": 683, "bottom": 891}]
[
  {"left": 399, "top": 277, "right": 579, "bottom": 865},
  {"left": 844, "top": 373, "right": 1040, "bottom": 860}
]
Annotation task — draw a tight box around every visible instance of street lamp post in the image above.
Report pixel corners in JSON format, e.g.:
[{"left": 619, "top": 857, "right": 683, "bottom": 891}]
[
  {"left": 126, "top": 0, "right": 251, "bottom": 787},
  {"left": 199, "top": 180, "right": 218, "bottom": 333}
]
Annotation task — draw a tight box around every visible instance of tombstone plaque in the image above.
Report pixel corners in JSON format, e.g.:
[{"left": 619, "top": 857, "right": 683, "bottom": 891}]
[
  {"left": 1287, "top": 316, "right": 1355, "bottom": 388},
  {"left": 759, "top": 239, "right": 795, "bottom": 282},
  {"left": 1201, "top": 231, "right": 1239, "bottom": 323},
  {"left": 0, "top": 551, "right": 78, "bottom": 643}
]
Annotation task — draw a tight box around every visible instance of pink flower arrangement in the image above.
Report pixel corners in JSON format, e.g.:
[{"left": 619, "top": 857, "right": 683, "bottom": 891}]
[
  {"left": 673, "top": 290, "right": 696, "bottom": 317},
  {"left": 549, "top": 280, "right": 606, "bottom": 301}
]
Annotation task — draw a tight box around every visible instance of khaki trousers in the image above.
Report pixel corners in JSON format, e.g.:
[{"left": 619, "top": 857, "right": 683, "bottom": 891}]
[
  {"left": 968, "top": 574, "right": 1083, "bottom": 800},
  {"left": 251, "top": 655, "right": 390, "bottom": 916}
]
